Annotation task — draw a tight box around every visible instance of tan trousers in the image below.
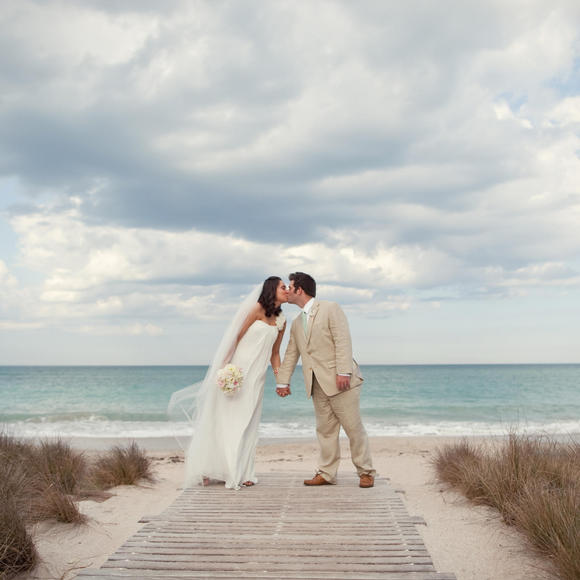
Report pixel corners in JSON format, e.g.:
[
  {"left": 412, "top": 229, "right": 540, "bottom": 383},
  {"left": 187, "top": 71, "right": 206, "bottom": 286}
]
[{"left": 312, "top": 377, "right": 375, "bottom": 483}]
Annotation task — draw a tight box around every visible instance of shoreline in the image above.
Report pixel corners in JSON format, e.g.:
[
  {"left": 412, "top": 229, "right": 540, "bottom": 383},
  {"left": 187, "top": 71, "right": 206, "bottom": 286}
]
[
  {"left": 9, "top": 430, "right": 578, "bottom": 453},
  {"left": 21, "top": 434, "right": 552, "bottom": 580}
]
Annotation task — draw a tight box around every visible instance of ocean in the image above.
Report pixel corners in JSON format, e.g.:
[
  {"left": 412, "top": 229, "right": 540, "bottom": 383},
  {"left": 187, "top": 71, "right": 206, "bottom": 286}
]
[{"left": 1, "top": 365, "right": 579, "bottom": 444}]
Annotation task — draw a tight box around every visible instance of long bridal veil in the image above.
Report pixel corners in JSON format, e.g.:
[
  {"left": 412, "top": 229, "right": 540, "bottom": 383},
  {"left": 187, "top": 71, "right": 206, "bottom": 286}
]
[{"left": 167, "top": 284, "right": 262, "bottom": 431}]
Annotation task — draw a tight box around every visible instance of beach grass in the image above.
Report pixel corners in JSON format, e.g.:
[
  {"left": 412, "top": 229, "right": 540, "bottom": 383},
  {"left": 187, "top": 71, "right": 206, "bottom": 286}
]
[
  {"left": 35, "top": 439, "right": 89, "bottom": 495},
  {"left": 90, "top": 441, "right": 155, "bottom": 489},
  {"left": 0, "top": 461, "right": 38, "bottom": 578},
  {"left": 0, "top": 433, "right": 153, "bottom": 579},
  {"left": 433, "top": 433, "right": 580, "bottom": 580}
]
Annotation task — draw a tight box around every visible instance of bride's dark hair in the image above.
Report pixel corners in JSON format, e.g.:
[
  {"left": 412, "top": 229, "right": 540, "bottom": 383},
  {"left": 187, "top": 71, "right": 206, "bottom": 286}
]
[{"left": 258, "top": 276, "right": 283, "bottom": 318}]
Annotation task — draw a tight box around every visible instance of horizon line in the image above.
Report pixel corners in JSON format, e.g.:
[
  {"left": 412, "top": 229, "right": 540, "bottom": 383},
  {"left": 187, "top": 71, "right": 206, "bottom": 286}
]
[{"left": 1, "top": 362, "right": 579, "bottom": 367}]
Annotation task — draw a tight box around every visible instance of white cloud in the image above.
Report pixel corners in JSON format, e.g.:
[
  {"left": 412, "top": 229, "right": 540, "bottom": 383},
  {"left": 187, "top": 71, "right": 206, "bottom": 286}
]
[
  {"left": 0, "top": 259, "right": 17, "bottom": 289},
  {"left": 548, "top": 97, "right": 580, "bottom": 126},
  {"left": 77, "top": 322, "right": 164, "bottom": 336},
  {"left": 5, "top": 197, "right": 579, "bottom": 336},
  {"left": 496, "top": 262, "right": 580, "bottom": 288},
  {"left": 0, "top": 321, "right": 43, "bottom": 331}
]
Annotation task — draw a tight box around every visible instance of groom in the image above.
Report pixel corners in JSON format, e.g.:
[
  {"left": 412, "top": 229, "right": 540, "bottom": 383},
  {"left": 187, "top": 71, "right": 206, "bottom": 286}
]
[{"left": 276, "top": 272, "right": 375, "bottom": 488}]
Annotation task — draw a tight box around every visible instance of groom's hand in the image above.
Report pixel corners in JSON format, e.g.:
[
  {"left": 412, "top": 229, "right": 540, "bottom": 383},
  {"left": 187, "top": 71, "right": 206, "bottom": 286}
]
[
  {"left": 336, "top": 374, "right": 351, "bottom": 391},
  {"left": 276, "top": 386, "right": 291, "bottom": 398}
]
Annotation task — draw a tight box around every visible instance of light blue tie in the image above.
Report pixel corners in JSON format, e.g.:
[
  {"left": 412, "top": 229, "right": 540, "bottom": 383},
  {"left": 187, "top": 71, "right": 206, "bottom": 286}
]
[{"left": 302, "top": 311, "right": 308, "bottom": 334}]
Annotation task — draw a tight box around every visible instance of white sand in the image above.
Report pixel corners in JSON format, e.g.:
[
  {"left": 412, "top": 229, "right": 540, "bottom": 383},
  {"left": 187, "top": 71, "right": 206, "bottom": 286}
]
[{"left": 21, "top": 436, "right": 550, "bottom": 580}]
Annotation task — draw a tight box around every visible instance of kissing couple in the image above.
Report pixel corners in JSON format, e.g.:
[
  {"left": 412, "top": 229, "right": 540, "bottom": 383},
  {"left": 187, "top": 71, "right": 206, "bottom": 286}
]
[{"left": 169, "top": 272, "right": 375, "bottom": 491}]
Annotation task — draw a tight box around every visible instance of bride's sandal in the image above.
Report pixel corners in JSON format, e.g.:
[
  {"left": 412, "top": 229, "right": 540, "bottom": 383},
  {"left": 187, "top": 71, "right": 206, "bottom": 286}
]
[
  {"left": 202, "top": 477, "right": 210, "bottom": 486},
  {"left": 242, "top": 481, "right": 255, "bottom": 487}
]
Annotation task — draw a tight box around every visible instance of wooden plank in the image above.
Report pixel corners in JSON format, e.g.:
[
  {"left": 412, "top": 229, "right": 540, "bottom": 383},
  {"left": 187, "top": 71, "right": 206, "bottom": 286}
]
[
  {"left": 124, "top": 536, "right": 429, "bottom": 547},
  {"left": 133, "top": 530, "right": 424, "bottom": 540},
  {"left": 136, "top": 523, "right": 423, "bottom": 532},
  {"left": 132, "top": 532, "right": 423, "bottom": 542},
  {"left": 120, "top": 543, "right": 430, "bottom": 554},
  {"left": 114, "top": 551, "right": 431, "bottom": 562},
  {"left": 131, "top": 530, "right": 426, "bottom": 541},
  {"left": 100, "top": 560, "right": 437, "bottom": 572},
  {"left": 141, "top": 523, "right": 422, "bottom": 532},
  {"left": 77, "top": 569, "right": 457, "bottom": 580},
  {"left": 107, "top": 555, "right": 435, "bottom": 566},
  {"left": 141, "top": 512, "right": 424, "bottom": 520}
]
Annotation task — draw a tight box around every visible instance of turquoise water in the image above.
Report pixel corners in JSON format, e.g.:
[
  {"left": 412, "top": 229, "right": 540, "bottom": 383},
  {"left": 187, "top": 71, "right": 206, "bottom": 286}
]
[{"left": 1, "top": 365, "right": 579, "bottom": 439}]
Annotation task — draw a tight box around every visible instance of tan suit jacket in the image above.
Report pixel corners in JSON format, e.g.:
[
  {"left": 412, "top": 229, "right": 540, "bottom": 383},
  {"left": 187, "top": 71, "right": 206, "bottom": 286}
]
[{"left": 278, "top": 300, "right": 363, "bottom": 398}]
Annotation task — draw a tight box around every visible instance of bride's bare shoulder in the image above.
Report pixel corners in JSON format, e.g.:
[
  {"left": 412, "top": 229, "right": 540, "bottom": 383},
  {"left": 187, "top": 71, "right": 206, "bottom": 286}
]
[
  {"left": 248, "top": 302, "right": 265, "bottom": 320},
  {"left": 239, "top": 303, "right": 262, "bottom": 335},
  {"left": 241, "top": 303, "right": 262, "bottom": 322}
]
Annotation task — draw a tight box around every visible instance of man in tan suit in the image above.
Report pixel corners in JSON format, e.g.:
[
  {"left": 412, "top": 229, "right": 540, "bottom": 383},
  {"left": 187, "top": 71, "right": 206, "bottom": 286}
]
[{"left": 276, "top": 272, "right": 375, "bottom": 488}]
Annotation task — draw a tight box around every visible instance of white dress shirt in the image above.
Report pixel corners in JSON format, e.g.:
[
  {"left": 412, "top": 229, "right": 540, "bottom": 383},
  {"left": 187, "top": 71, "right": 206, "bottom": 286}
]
[{"left": 302, "top": 297, "right": 315, "bottom": 316}]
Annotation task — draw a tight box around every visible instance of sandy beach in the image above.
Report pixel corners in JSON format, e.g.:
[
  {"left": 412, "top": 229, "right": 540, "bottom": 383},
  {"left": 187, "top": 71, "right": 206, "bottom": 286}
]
[{"left": 21, "top": 436, "right": 550, "bottom": 580}]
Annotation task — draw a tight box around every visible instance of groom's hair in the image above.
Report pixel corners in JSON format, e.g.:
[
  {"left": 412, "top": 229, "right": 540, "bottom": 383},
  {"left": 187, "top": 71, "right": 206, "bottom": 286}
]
[{"left": 289, "top": 272, "right": 316, "bottom": 297}]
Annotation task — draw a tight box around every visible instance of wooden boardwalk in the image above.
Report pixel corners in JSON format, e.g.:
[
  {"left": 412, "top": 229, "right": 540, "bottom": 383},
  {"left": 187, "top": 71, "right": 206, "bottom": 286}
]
[{"left": 77, "top": 472, "right": 456, "bottom": 579}]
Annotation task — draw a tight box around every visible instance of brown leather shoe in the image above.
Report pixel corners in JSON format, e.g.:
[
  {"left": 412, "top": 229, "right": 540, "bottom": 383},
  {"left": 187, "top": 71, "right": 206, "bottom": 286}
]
[
  {"left": 359, "top": 474, "right": 375, "bottom": 488},
  {"left": 304, "top": 473, "right": 331, "bottom": 486}
]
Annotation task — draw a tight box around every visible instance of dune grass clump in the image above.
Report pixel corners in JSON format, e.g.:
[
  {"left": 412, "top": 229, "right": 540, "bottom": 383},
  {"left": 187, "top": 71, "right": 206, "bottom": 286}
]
[
  {"left": 0, "top": 440, "right": 37, "bottom": 579},
  {"left": 0, "top": 455, "right": 34, "bottom": 516},
  {"left": 26, "top": 440, "right": 88, "bottom": 525},
  {"left": 0, "top": 493, "right": 37, "bottom": 579},
  {"left": 90, "top": 442, "right": 154, "bottom": 490},
  {"left": 34, "top": 439, "right": 89, "bottom": 495},
  {"left": 28, "top": 483, "right": 88, "bottom": 526},
  {"left": 431, "top": 438, "right": 486, "bottom": 500},
  {"left": 433, "top": 433, "right": 580, "bottom": 580},
  {"left": 0, "top": 433, "right": 36, "bottom": 465},
  {"left": 0, "top": 433, "right": 154, "bottom": 578}
]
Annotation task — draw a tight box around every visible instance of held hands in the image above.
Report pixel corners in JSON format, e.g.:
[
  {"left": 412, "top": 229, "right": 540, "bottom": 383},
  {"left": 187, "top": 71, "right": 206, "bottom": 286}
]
[
  {"left": 273, "top": 367, "right": 290, "bottom": 397},
  {"left": 336, "top": 374, "right": 351, "bottom": 392},
  {"left": 277, "top": 378, "right": 349, "bottom": 396}
]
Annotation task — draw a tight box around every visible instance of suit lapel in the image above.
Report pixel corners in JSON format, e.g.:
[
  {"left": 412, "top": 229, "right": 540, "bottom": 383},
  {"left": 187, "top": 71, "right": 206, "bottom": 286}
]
[
  {"left": 305, "top": 300, "right": 319, "bottom": 343},
  {"left": 293, "top": 315, "right": 305, "bottom": 347}
]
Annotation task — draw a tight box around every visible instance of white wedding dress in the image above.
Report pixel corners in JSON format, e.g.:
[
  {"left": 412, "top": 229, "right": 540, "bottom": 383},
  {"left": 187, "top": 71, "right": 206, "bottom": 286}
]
[{"left": 183, "top": 314, "right": 284, "bottom": 490}]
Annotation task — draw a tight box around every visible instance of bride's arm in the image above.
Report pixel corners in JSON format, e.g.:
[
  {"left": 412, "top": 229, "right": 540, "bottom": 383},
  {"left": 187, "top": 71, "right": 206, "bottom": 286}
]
[
  {"left": 223, "top": 304, "right": 261, "bottom": 364},
  {"left": 270, "top": 322, "right": 286, "bottom": 373}
]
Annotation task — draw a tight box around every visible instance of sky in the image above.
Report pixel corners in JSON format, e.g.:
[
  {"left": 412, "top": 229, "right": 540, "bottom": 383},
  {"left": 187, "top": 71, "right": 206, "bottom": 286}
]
[{"left": 1, "top": 0, "right": 579, "bottom": 365}]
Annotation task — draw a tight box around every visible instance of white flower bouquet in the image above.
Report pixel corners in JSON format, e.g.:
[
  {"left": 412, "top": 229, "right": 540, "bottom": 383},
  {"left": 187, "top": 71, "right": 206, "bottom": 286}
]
[{"left": 216, "top": 364, "right": 244, "bottom": 395}]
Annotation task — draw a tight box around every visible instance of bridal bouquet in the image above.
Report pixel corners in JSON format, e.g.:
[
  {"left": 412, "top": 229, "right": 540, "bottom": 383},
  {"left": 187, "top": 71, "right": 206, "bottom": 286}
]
[{"left": 216, "top": 364, "right": 244, "bottom": 395}]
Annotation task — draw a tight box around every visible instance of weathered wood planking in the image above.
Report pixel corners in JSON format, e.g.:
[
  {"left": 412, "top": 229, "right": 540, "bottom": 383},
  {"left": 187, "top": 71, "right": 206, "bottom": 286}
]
[{"left": 76, "top": 472, "right": 456, "bottom": 579}]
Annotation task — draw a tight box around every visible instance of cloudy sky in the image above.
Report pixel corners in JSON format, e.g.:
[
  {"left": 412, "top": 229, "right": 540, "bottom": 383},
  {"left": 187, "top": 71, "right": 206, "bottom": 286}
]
[{"left": 1, "top": 0, "right": 579, "bottom": 365}]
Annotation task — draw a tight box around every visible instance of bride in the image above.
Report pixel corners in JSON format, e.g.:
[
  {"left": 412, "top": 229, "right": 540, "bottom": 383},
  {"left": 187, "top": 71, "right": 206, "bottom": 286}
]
[{"left": 169, "top": 277, "right": 288, "bottom": 490}]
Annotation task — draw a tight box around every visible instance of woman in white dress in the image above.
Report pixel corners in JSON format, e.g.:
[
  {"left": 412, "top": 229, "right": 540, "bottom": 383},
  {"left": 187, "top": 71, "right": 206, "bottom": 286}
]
[{"left": 169, "top": 277, "right": 288, "bottom": 490}]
